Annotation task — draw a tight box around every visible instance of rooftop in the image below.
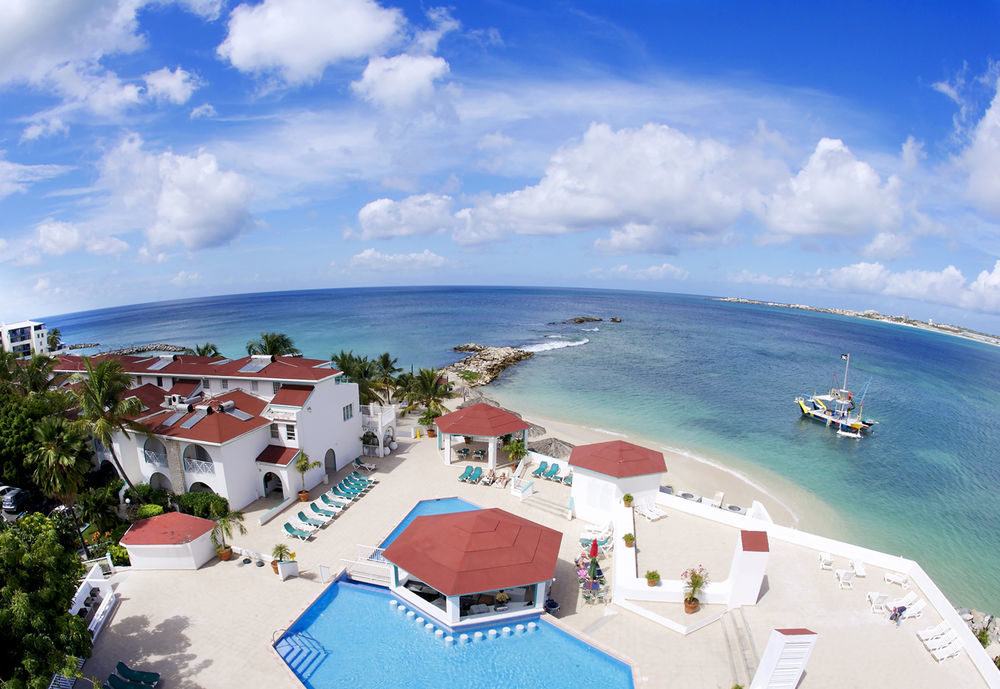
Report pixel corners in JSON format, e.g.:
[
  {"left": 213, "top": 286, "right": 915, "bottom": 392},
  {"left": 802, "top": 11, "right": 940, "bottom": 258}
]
[
  {"left": 120, "top": 512, "right": 216, "bottom": 546},
  {"left": 569, "top": 439, "right": 667, "bottom": 478},
  {"left": 434, "top": 402, "right": 532, "bottom": 437}
]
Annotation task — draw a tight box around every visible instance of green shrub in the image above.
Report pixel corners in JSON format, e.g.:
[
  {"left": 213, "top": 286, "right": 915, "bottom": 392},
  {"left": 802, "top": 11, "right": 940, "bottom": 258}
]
[
  {"left": 176, "top": 492, "right": 229, "bottom": 519},
  {"left": 977, "top": 627, "right": 990, "bottom": 647},
  {"left": 136, "top": 504, "right": 164, "bottom": 520},
  {"left": 108, "top": 543, "right": 130, "bottom": 566},
  {"left": 134, "top": 483, "right": 172, "bottom": 509}
]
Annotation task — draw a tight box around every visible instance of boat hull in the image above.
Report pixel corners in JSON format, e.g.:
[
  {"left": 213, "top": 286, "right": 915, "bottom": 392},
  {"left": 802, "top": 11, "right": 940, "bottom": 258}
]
[{"left": 796, "top": 397, "right": 875, "bottom": 433}]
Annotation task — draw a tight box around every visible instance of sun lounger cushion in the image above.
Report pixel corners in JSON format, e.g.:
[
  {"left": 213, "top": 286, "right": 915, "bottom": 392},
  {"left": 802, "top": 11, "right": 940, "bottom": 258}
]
[{"left": 115, "top": 662, "right": 159, "bottom": 686}]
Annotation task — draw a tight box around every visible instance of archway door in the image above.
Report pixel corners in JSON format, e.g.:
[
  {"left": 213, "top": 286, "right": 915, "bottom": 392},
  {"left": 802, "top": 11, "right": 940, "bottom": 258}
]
[
  {"left": 324, "top": 449, "right": 336, "bottom": 472},
  {"left": 188, "top": 481, "right": 214, "bottom": 494},
  {"left": 149, "top": 472, "right": 173, "bottom": 492},
  {"left": 263, "top": 471, "right": 283, "bottom": 497}
]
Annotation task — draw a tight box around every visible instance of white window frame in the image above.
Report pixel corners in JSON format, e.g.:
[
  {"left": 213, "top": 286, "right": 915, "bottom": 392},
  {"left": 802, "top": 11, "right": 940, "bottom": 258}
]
[
  {"left": 286, "top": 424, "right": 296, "bottom": 440},
  {"left": 342, "top": 404, "right": 353, "bottom": 421},
  {"left": 270, "top": 424, "right": 279, "bottom": 439}
]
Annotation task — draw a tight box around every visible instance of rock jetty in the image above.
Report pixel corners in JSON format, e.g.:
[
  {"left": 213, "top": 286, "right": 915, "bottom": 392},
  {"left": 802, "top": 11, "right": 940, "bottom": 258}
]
[
  {"left": 100, "top": 343, "right": 188, "bottom": 356},
  {"left": 442, "top": 344, "right": 533, "bottom": 385},
  {"left": 546, "top": 315, "right": 622, "bottom": 324}
]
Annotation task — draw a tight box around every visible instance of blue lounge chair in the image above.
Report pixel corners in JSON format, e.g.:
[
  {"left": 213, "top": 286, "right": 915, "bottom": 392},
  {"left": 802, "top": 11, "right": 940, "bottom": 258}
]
[
  {"left": 355, "top": 457, "right": 376, "bottom": 473},
  {"left": 542, "top": 463, "right": 561, "bottom": 480},
  {"left": 561, "top": 473, "right": 573, "bottom": 486},
  {"left": 457, "top": 465, "right": 474, "bottom": 481},
  {"left": 344, "top": 474, "right": 372, "bottom": 489},
  {"left": 351, "top": 470, "right": 377, "bottom": 484},
  {"left": 107, "top": 675, "right": 146, "bottom": 689},
  {"left": 466, "top": 466, "right": 483, "bottom": 484},
  {"left": 321, "top": 492, "right": 350, "bottom": 508},
  {"left": 284, "top": 522, "right": 312, "bottom": 541},
  {"left": 336, "top": 481, "right": 365, "bottom": 495},
  {"left": 330, "top": 486, "right": 359, "bottom": 501},
  {"left": 530, "top": 461, "right": 549, "bottom": 478},
  {"left": 298, "top": 511, "right": 327, "bottom": 528},
  {"left": 311, "top": 502, "right": 338, "bottom": 518},
  {"left": 115, "top": 662, "right": 159, "bottom": 687}
]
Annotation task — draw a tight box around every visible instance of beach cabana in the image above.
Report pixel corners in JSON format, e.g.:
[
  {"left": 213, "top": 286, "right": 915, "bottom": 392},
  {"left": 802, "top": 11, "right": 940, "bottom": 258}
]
[
  {"left": 382, "top": 507, "right": 562, "bottom": 629},
  {"left": 568, "top": 440, "right": 666, "bottom": 524},
  {"left": 120, "top": 512, "right": 218, "bottom": 570},
  {"left": 434, "top": 403, "right": 531, "bottom": 471}
]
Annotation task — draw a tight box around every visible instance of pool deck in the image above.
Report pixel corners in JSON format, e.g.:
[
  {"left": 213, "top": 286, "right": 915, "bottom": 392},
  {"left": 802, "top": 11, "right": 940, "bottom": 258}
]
[{"left": 83, "top": 426, "right": 989, "bottom": 688}]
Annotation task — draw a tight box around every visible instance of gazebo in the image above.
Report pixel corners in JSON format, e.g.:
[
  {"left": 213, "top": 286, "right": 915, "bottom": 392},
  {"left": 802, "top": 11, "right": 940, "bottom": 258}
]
[
  {"left": 434, "top": 402, "right": 531, "bottom": 471},
  {"left": 568, "top": 440, "right": 666, "bottom": 524},
  {"left": 120, "top": 512, "right": 218, "bottom": 570},
  {"left": 382, "top": 507, "right": 562, "bottom": 629}
]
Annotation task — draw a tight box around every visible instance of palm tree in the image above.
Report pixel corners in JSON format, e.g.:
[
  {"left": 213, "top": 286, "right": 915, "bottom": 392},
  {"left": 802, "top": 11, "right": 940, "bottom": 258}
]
[
  {"left": 374, "top": 352, "right": 402, "bottom": 403},
  {"left": 503, "top": 437, "right": 528, "bottom": 465},
  {"left": 28, "top": 417, "right": 93, "bottom": 557},
  {"left": 183, "top": 342, "right": 222, "bottom": 357},
  {"left": 404, "top": 368, "right": 458, "bottom": 415},
  {"left": 330, "top": 350, "right": 383, "bottom": 405},
  {"left": 18, "top": 353, "right": 56, "bottom": 395},
  {"left": 0, "top": 348, "right": 20, "bottom": 389},
  {"left": 210, "top": 505, "right": 246, "bottom": 556},
  {"left": 46, "top": 327, "right": 62, "bottom": 352},
  {"left": 457, "top": 369, "right": 479, "bottom": 400},
  {"left": 69, "top": 357, "right": 148, "bottom": 503},
  {"left": 294, "top": 450, "right": 321, "bottom": 496},
  {"left": 246, "top": 332, "right": 299, "bottom": 356}
]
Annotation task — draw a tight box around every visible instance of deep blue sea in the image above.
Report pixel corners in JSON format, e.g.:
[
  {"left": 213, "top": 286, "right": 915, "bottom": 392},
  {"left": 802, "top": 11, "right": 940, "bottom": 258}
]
[{"left": 48, "top": 286, "right": 1000, "bottom": 611}]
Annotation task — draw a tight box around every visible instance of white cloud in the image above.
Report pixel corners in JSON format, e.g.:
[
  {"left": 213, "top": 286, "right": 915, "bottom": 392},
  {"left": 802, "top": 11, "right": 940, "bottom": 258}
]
[
  {"left": 98, "top": 134, "right": 254, "bottom": 251},
  {"left": 762, "top": 138, "right": 902, "bottom": 240},
  {"left": 451, "top": 122, "right": 782, "bottom": 245},
  {"left": 171, "top": 270, "right": 200, "bottom": 286},
  {"left": 178, "top": 0, "right": 223, "bottom": 20},
  {"left": 900, "top": 136, "right": 925, "bottom": 171},
  {"left": 35, "top": 219, "right": 129, "bottom": 256},
  {"left": 413, "top": 7, "right": 460, "bottom": 54},
  {"left": 355, "top": 193, "right": 454, "bottom": 238},
  {"left": 352, "top": 54, "right": 450, "bottom": 109},
  {"left": 347, "top": 247, "right": 447, "bottom": 271},
  {"left": 33, "top": 277, "right": 52, "bottom": 293},
  {"left": 960, "top": 77, "right": 1000, "bottom": 217},
  {"left": 594, "top": 223, "right": 675, "bottom": 255},
  {"left": 966, "top": 261, "right": 1000, "bottom": 312},
  {"left": 608, "top": 263, "right": 689, "bottom": 280},
  {"left": 477, "top": 132, "right": 513, "bottom": 151},
  {"left": 20, "top": 118, "right": 69, "bottom": 142},
  {"left": 861, "top": 232, "right": 912, "bottom": 260},
  {"left": 144, "top": 66, "right": 199, "bottom": 104},
  {"left": 218, "top": 0, "right": 403, "bottom": 85},
  {"left": 190, "top": 103, "right": 217, "bottom": 119},
  {"left": 0, "top": 153, "right": 70, "bottom": 199}
]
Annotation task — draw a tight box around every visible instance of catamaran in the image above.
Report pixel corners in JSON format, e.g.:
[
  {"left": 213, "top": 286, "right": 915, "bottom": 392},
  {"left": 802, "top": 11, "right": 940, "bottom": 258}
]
[{"left": 795, "top": 354, "right": 877, "bottom": 435}]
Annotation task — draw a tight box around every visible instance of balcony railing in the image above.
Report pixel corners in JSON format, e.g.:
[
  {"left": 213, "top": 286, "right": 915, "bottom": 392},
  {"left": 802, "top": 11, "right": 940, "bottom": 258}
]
[
  {"left": 183, "top": 457, "right": 215, "bottom": 475},
  {"left": 143, "top": 450, "right": 167, "bottom": 468}
]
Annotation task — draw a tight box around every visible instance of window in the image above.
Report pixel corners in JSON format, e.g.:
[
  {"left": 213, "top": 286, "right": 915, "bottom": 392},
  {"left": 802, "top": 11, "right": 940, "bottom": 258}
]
[
  {"left": 156, "top": 376, "right": 163, "bottom": 387},
  {"left": 273, "top": 382, "right": 281, "bottom": 394},
  {"left": 342, "top": 404, "right": 354, "bottom": 421},
  {"left": 221, "top": 379, "right": 229, "bottom": 390},
  {"left": 286, "top": 424, "right": 296, "bottom": 440},
  {"left": 203, "top": 378, "right": 211, "bottom": 390},
  {"left": 270, "top": 424, "right": 279, "bottom": 439},
  {"left": 251, "top": 380, "right": 259, "bottom": 392}
]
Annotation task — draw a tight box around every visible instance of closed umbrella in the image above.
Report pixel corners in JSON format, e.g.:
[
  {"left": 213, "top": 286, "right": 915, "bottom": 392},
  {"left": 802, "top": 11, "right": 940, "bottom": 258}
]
[
  {"left": 589, "top": 538, "right": 598, "bottom": 559},
  {"left": 588, "top": 556, "right": 599, "bottom": 580}
]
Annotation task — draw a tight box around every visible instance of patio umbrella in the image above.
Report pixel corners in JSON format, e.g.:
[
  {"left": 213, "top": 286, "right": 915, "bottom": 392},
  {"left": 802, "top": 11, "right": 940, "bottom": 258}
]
[
  {"left": 588, "top": 556, "right": 599, "bottom": 580},
  {"left": 589, "top": 538, "right": 598, "bottom": 559}
]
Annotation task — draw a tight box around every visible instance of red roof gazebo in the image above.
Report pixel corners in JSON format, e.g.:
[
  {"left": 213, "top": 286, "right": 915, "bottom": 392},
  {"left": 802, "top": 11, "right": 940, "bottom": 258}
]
[
  {"left": 569, "top": 440, "right": 666, "bottom": 478},
  {"left": 568, "top": 440, "right": 666, "bottom": 524},
  {"left": 434, "top": 403, "right": 531, "bottom": 470}
]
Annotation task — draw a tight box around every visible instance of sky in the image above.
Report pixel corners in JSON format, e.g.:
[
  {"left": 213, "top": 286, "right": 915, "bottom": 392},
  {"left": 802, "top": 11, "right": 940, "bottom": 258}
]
[{"left": 2, "top": 1, "right": 1000, "bottom": 330}]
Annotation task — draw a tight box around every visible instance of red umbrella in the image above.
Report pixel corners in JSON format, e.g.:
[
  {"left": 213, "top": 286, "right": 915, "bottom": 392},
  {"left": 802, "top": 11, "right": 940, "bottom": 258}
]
[{"left": 589, "top": 538, "right": 598, "bottom": 558}]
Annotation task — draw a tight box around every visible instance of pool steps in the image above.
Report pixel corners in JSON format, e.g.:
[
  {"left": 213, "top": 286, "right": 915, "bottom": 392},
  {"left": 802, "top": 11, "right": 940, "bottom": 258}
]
[
  {"left": 274, "top": 631, "right": 328, "bottom": 680},
  {"left": 388, "top": 598, "right": 538, "bottom": 645}
]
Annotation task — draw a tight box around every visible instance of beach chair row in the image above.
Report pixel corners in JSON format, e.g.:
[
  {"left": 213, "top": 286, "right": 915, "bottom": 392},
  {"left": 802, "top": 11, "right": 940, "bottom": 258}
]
[
  {"left": 529, "top": 460, "right": 573, "bottom": 485},
  {"left": 457, "top": 465, "right": 512, "bottom": 487},
  {"left": 103, "top": 662, "right": 159, "bottom": 689},
  {"left": 283, "top": 471, "right": 378, "bottom": 540},
  {"left": 915, "top": 621, "right": 964, "bottom": 662}
]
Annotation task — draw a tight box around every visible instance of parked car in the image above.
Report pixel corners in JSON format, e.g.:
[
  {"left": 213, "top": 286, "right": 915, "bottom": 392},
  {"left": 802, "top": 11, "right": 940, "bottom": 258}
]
[
  {"left": 0, "top": 485, "right": 15, "bottom": 499},
  {"left": 2, "top": 487, "right": 30, "bottom": 514}
]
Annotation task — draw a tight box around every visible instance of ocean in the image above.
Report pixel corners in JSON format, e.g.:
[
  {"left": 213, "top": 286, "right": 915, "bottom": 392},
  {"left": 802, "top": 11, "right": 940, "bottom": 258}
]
[{"left": 48, "top": 286, "right": 1000, "bottom": 611}]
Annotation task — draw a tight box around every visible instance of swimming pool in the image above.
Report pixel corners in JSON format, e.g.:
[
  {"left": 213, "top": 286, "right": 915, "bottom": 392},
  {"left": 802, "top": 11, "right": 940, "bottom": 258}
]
[
  {"left": 276, "top": 580, "right": 634, "bottom": 689},
  {"left": 378, "top": 497, "right": 480, "bottom": 548}
]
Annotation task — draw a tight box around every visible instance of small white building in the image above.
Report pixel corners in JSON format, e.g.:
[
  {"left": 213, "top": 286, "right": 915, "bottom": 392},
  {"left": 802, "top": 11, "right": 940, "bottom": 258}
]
[
  {"left": 568, "top": 440, "right": 667, "bottom": 525},
  {"left": 119, "top": 511, "right": 218, "bottom": 570},
  {"left": 1, "top": 320, "right": 48, "bottom": 356}
]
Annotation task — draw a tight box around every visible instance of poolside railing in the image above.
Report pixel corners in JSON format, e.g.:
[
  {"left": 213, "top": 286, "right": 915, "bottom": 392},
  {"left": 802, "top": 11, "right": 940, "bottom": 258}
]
[
  {"left": 510, "top": 477, "right": 534, "bottom": 500},
  {"left": 357, "top": 544, "right": 387, "bottom": 563}
]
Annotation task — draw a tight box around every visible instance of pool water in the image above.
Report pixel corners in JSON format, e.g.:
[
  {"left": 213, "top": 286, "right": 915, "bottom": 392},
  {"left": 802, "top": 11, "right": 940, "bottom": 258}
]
[
  {"left": 276, "top": 581, "right": 634, "bottom": 689},
  {"left": 378, "top": 497, "right": 481, "bottom": 548}
]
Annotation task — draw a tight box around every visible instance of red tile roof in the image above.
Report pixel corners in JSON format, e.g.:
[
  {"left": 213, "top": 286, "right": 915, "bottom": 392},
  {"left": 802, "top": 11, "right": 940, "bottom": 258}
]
[
  {"left": 120, "top": 512, "right": 216, "bottom": 546},
  {"left": 168, "top": 378, "right": 200, "bottom": 397},
  {"left": 569, "top": 440, "right": 666, "bottom": 478},
  {"left": 434, "top": 403, "right": 531, "bottom": 438},
  {"left": 269, "top": 384, "right": 313, "bottom": 407},
  {"left": 741, "top": 530, "right": 769, "bottom": 552},
  {"left": 381, "top": 508, "right": 562, "bottom": 596},
  {"left": 124, "top": 383, "right": 169, "bottom": 415},
  {"left": 53, "top": 353, "right": 341, "bottom": 383},
  {"left": 256, "top": 445, "right": 300, "bottom": 466},
  {"left": 777, "top": 628, "right": 816, "bottom": 636},
  {"left": 144, "top": 390, "right": 270, "bottom": 444}
]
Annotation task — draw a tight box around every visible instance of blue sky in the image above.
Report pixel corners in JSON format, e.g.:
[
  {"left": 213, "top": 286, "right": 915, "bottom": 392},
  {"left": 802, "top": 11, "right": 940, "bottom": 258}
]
[{"left": 3, "top": 1, "right": 1000, "bottom": 330}]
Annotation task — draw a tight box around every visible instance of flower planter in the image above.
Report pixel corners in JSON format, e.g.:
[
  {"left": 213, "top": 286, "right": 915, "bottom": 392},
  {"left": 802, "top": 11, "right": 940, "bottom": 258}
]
[
  {"left": 271, "top": 560, "right": 279, "bottom": 575},
  {"left": 217, "top": 547, "right": 232, "bottom": 561},
  {"left": 646, "top": 578, "right": 658, "bottom": 587},
  {"left": 427, "top": 428, "right": 437, "bottom": 438},
  {"left": 684, "top": 598, "right": 700, "bottom": 614},
  {"left": 625, "top": 541, "right": 634, "bottom": 548},
  {"left": 297, "top": 491, "right": 310, "bottom": 502}
]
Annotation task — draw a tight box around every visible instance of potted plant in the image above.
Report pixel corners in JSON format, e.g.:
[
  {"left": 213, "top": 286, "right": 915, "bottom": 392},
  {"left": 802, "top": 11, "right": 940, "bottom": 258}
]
[
  {"left": 623, "top": 533, "right": 636, "bottom": 548},
  {"left": 644, "top": 570, "right": 660, "bottom": 587},
  {"left": 682, "top": 565, "right": 709, "bottom": 613},
  {"left": 361, "top": 431, "right": 378, "bottom": 446},
  {"left": 623, "top": 493, "right": 634, "bottom": 507},
  {"left": 210, "top": 506, "right": 247, "bottom": 561},
  {"left": 271, "top": 543, "right": 294, "bottom": 574},
  {"left": 295, "top": 450, "right": 321, "bottom": 501},
  {"left": 418, "top": 409, "right": 440, "bottom": 437},
  {"left": 503, "top": 437, "right": 527, "bottom": 464}
]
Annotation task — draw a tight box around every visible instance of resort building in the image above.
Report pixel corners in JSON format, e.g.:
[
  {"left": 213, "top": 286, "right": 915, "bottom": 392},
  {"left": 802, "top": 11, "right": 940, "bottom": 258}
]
[
  {"left": 1, "top": 319, "right": 48, "bottom": 356},
  {"left": 53, "top": 353, "right": 365, "bottom": 510}
]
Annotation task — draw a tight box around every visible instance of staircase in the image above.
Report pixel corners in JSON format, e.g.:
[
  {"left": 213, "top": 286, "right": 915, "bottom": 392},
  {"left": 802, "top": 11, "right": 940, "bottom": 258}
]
[
  {"left": 720, "top": 607, "right": 759, "bottom": 687},
  {"left": 275, "top": 630, "right": 329, "bottom": 680},
  {"left": 520, "top": 494, "right": 571, "bottom": 520}
]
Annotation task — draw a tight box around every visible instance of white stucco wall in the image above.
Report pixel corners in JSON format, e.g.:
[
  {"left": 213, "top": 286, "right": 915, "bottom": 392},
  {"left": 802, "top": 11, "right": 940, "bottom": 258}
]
[
  {"left": 571, "top": 467, "right": 663, "bottom": 524},
  {"left": 297, "top": 378, "right": 362, "bottom": 476},
  {"left": 124, "top": 531, "right": 216, "bottom": 570}
]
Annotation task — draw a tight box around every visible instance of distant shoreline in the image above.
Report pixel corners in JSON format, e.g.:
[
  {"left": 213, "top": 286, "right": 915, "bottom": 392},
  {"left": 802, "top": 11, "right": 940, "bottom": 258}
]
[{"left": 717, "top": 297, "right": 1000, "bottom": 348}]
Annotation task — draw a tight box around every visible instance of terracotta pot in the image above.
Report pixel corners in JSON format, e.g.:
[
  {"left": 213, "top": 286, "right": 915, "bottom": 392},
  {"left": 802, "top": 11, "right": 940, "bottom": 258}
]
[
  {"left": 625, "top": 540, "right": 635, "bottom": 548},
  {"left": 271, "top": 560, "right": 279, "bottom": 575},
  {"left": 217, "top": 547, "right": 232, "bottom": 561},
  {"left": 646, "top": 578, "right": 658, "bottom": 587},
  {"left": 684, "top": 598, "right": 700, "bottom": 614},
  {"left": 623, "top": 498, "right": 633, "bottom": 507},
  {"left": 297, "top": 491, "right": 310, "bottom": 502},
  {"left": 427, "top": 428, "right": 437, "bottom": 438}
]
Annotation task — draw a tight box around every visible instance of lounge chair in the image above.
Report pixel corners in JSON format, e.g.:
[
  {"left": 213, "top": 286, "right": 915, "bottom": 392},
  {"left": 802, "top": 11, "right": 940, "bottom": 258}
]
[
  {"left": 580, "top": 521, "right": 612, "bottom": 540},
  {"left": 107, "top": 675, "right": 147, "bottom": 689},
  {"left": 300, "top": 509, "right": 331, "bottom": 525},
  {"left": 561, "top": 473, "right": 573, "bottom": 486},
  {"left": 465, "top": 467, "right": 483, "bottom": 484},
  {"left": 342, "top": 476, "right": 371, "bottom": 491},
  {"left": 709, "top": 490, "right": 725, "bottom": 508},
  {"left": 818, "top": 552, "right": 833, "bottom": 570},
  {"left": 900, "top": 599, "right": 926, "bottom": 620},
  {"left": 481, "top": 471, "right": 496, "bottom": 486},
  {"left": 283, "top": 523, "right": 312, "bottom": 540},
  {"left": 637, "top": 500, "right": 666, "bottom": 521},
  {"left": 457, "top": 465, "right": 474, "bottom": 481},
  {"left": 354, "top": 457, "right": 377, "bottom": 472},
  {"left": 850, "top": 559, "right": 867, "bottom": 577},
  {"left": 335, "top": 482, "right": 364, "bottom": 496},
  {"left": 541, "top": 463, "right": 560, "bottom": 480},
  {"left": 931, "top": 639, "right": 963, "bottom": 662},
  {"left": 888, "top": 591, "right": 917, "bottom": 610},
  {"left": 923, "top": 630, "right": 958, "bottom": 651},
  {"left": 494, "top": 471, "right": 510, "bottom": 488},
  {"left": 350, "top": 471, "right": 377, "bottom": 484},
  {"left": 835, "top": 569, "right": 854, "bottom": 589},
  {"left": 917, "top": 621, "right": 951, "bottom": 642},
  {"left": 115, "top": 662, "right": 159, "bottom": 687},
  {"left": 530, "top": 461, "right": 549, "bottom": 478},
  {"left": 291, "top": 518, "right": 319, "bottom": 532},
  {"left": 311, "top": 502, "right": 338, "bottom": 518},
  {"left": 884, "top": 571, "right": 909, "bottom": 588},
  {"left": 321, "top": 493, "right": 349, "bottom": 509},
  {"left": 867, "top": 591, "right": 888, "bottom": 613}
]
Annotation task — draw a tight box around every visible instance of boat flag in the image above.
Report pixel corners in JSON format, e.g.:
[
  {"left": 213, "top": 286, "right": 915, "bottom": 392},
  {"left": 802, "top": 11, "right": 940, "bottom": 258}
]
[{"left": 841, "top": 354, "right": 849, "bottom": 360}]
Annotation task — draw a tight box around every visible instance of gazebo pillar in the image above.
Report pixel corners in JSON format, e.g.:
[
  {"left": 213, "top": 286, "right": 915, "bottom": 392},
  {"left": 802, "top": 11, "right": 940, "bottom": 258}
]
[
  {"left": 488, "top": 438, "right": 497, "bottom": 472},
  {"left": 443, "top": 434, "right": 453, "bottom": 465},
  {"left": 445, "top": 596, "right": 460, "bottom": 625}
]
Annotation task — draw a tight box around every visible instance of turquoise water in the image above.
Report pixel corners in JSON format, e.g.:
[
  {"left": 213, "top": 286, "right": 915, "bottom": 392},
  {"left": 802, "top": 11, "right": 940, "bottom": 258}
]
[
  {"left": 379, "top": 497, "right": 481, "bottom": 548},
  {"left": 47, "top": 286, "right": 1000, "bottom": 611},
  {"left": 275, "top": 580, "right": 634, "bottom": 689}
]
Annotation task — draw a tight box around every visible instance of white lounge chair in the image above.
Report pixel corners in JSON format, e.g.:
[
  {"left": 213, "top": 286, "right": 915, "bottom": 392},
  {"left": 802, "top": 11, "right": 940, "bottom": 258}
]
[
  {"left": 884, "top": 571, "right": 909, "bottom": 588},
  {"left": 818, "top": 552, "right": 833, "bottom": 570},
  {"left": 888, "top": 590, "right": 918, "bottom": 610},
  {"left": 850, "top": 559, "right": 867, "bottom": 577},
  {"left": 923, "top": 629, "right": 958, "bottom": 651},
  {"left": 354, "top": 457, "right": 377, "bottom": 473},
  {"left": 835, "top": 569, "right": 854, "bottom": 589},
  {"left": 931, "top": 640, "right": 963, "bottom": 662},
  {"left": 917, "top": 621, "right": 951, "bottom": 642},
  {"left": 867, "top": 591, "right": 888, "bottom": 613},
  {"left": 637, "top": 500, "right": 666, "bottom": 521},
  {"left": 580, "top": 521, "right": 613, "bottom": 540},
  {"left": 709, "top": 490, "right": 725, "bottom": 508},
  {"left": 901, "top": 599, "right": 926, "bottom": 620},
  {"left": 291, "top": 519, "right": 319, "bottom": 533}
]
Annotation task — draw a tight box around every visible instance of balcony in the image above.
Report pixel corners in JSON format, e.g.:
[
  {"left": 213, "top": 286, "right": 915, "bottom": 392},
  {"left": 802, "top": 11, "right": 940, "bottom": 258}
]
[
  {"left": 143, "top": 450, "right": 168, "bottom": 468},
  {"left": 265, "top": 408, "right": 298, "bottom": 422},
  {"left": 361, "top": 404, "right": 396, "bottom": 431},
  {"left": 183, "top": 457, "right": 215, "bottom": 475}
]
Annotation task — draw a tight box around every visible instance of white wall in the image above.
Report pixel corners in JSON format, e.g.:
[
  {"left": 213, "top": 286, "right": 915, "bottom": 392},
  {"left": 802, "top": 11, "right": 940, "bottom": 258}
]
[
  {"left": 125, "top": 531, "right": 216, "bottom": 570},
  {"left": 212, "top": 427, "right": 273, "bottom": 509},
  {"left": 571, "top": 468, "right": 662, "bottom": 524},
  {"left": 297, "top": 378, "right": 362, "bottom": 477}
]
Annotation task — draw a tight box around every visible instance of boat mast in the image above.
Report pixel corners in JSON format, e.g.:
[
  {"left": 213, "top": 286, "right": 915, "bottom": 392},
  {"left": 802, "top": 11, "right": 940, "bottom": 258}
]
[{"left": 842, "top": 353, "right": 850, "bottom": 392}]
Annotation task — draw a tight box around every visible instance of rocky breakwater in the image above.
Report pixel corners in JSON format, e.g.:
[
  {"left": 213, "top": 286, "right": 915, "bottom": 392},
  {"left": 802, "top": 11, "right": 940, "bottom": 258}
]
[
  {"left": 442, "top": 344, "right": 534, "bottom": 386},
  {"left": 101, "top": 343, "right": 188, "bottom": 355}
]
